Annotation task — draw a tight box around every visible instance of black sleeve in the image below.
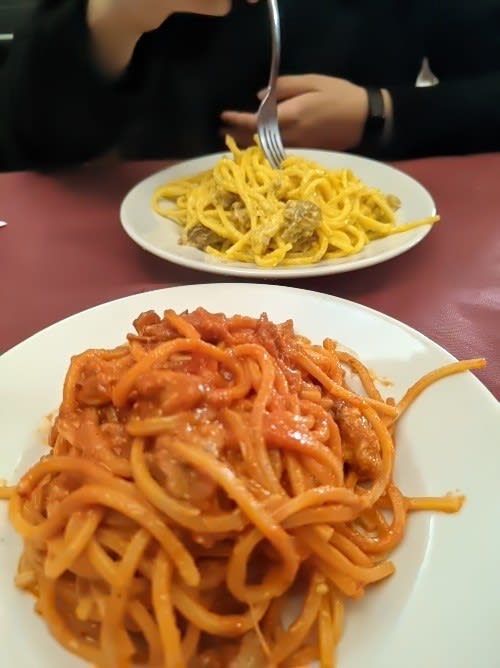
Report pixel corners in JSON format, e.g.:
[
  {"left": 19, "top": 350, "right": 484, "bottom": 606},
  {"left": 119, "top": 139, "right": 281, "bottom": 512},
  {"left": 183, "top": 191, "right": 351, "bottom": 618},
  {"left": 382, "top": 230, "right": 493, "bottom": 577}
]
[
  {"left": 386, "top": 73, "right": 500, "bottom": 159},
  {"left": 383, "top": 0, "right": 500, "bottom": 159},
  {"left": 0, "top": 0, "right": 150, "bottom": 171}
]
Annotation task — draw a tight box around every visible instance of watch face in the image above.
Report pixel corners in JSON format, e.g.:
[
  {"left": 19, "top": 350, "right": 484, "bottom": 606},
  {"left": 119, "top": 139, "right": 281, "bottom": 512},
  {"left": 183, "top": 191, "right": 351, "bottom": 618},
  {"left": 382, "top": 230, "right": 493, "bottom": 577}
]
[
  {"left": 361, "top": 88, "right": 385, "bottom": 150},
  {"left": 368, "top": 87, "right": 385, "bottom": 121}
]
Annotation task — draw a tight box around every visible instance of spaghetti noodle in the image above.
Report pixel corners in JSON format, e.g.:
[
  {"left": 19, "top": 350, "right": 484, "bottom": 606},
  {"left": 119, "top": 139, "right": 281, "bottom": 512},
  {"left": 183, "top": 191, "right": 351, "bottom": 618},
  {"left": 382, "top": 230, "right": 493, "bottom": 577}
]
[
  {"left": 151, "top": 137, "right": 439, "bottom": 267},
  {"left": 2, "top": 308, "right": 484, "bottom": 667}
]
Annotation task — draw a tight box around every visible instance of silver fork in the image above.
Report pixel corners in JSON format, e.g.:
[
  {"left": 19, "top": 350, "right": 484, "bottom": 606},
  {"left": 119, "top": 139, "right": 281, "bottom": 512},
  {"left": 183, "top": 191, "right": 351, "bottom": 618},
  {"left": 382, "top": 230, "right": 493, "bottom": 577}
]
[{"left": 256, "top": 0, "right": 286, "bottom": 169}]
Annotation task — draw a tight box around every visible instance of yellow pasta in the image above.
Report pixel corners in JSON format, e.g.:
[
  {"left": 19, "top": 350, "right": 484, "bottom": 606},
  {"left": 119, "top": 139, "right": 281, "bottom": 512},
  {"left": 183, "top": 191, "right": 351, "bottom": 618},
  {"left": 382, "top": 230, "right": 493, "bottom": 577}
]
[{"left": 151, "top": 137, "right": 439, "bottom": 268}]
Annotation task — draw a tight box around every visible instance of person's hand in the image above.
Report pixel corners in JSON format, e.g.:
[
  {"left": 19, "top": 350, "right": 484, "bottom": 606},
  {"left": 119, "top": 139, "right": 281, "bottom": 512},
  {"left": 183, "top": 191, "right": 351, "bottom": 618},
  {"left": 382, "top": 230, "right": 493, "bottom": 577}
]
[
  {"left": 88, "top": 0, "right": 234, "bottom": 40},
  {"left": 87, "top": 0, "right": 255, "bottom": 76},
  {"left": 221, "top": 74, "right": 380, "bottom": 151}
]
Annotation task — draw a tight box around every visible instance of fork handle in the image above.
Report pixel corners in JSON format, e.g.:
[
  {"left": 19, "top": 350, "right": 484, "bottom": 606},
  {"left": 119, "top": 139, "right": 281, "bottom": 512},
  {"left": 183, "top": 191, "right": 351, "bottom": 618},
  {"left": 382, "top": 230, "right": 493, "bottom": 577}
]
[{"left": 265, "top": 0, "right": 281, "bottom": 88}]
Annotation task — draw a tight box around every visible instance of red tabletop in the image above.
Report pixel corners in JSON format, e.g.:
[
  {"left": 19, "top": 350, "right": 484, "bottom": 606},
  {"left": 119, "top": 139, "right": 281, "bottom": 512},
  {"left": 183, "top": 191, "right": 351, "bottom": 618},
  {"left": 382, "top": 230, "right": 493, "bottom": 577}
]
[{"left": 1, "top": 154, "right": 499, "bottom": 398}]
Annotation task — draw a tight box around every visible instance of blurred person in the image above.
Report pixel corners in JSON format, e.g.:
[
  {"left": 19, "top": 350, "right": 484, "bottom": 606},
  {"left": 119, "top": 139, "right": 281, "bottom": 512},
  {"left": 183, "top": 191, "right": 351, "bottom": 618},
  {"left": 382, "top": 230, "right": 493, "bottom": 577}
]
[{"left": 0, "top": 0, "right": 499, "bottom": 170}]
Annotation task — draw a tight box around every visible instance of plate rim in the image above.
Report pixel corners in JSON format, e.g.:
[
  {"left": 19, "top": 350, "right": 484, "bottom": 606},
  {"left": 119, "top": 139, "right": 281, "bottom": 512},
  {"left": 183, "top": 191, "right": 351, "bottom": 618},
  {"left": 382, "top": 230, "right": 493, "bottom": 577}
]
[{"left": 119, "top": 149, "right": 437, "bottom": 279}]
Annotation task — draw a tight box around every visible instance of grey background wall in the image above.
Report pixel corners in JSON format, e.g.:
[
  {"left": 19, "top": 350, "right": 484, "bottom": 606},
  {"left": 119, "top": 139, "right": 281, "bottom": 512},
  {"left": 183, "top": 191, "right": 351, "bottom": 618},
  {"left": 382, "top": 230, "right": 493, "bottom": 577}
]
[{"left": 0, "top": 1, "right": 37, "bottom": 62}]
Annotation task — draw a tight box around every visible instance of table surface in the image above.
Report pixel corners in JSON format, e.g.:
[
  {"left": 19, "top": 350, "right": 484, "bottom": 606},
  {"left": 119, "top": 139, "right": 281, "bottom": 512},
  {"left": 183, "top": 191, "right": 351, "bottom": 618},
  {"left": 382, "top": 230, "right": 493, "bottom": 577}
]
[{"left": 1, "top": 153, "right": 499, "bottom": 399}]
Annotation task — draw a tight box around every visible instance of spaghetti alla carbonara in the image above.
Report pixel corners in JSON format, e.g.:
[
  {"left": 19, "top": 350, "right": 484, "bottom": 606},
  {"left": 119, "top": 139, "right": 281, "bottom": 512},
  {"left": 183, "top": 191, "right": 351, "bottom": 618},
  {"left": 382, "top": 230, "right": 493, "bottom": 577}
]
[{"left": 151, "top": 137, "right": 439, "bottom": 268}]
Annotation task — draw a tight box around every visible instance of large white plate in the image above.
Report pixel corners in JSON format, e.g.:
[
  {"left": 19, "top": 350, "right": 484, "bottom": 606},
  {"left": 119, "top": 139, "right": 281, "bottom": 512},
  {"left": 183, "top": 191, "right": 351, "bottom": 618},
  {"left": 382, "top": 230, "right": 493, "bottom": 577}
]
[
  {"left": 0, "top": 284, "right": 498, "bottom": 668},
  {"left": 120, "top": 150, "right": 436, "bottom": 278}
]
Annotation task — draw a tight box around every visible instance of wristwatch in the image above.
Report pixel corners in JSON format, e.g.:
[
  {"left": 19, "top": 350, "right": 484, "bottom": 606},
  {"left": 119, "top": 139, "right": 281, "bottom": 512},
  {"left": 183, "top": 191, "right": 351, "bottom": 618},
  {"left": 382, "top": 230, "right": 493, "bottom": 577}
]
[{"left": 359, "top": 87, "right": 386, "bottom": 153}]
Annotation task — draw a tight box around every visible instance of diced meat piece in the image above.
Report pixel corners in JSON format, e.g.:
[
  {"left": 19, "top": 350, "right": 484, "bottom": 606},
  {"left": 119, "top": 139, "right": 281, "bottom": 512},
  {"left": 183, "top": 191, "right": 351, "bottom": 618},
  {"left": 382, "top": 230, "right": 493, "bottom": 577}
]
[
  {"left": 386, "top": 194, "right": 401, "bottom": 211},
  {"left": 185, "top": 308, "right": 231, "bottom": 344},
  {"left": 251, "top": 213, "right": 282, "bottom": 255},
  {"left": 129, "top": 309, "right": 182, "bottom": 343},
  {"left": 333, "top": 400, "right": 382, "bottom": 480},
  {"left": 154, "top": 449, "right": 217, "bottom": 502},
  {"left": 215, "top": 188, "right": 239, "bottom": 209},
  {"left": 133, "top": 310, "right": 161, "bottom": 333},
  {"left": 182, "top": 224, "right": 222, "bottom": 250},
  {"left": 281, "top": 199, "right": 321, "bottom": 247},
  {"left": 231, "top": 200, "right": 250, "bottom": 228}
]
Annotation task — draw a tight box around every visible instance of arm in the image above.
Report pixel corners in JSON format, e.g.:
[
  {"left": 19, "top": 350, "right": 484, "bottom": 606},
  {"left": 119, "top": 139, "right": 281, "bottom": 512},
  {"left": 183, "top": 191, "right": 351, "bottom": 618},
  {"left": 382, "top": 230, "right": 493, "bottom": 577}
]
[
  {"left": 0, "top": 0, "right": 234, "bottom": 171},
  {"left": 384, "top": 0, "right": 500, "bottom": 159},
  {"left": 385, "top": 74, "right": 500, "bottom": 159},
  {"left": 221, "top": 68, "right": 500, "bottom": 161},
  {"left": 0, "top": 1, "right": 150, "bottom": 171}
]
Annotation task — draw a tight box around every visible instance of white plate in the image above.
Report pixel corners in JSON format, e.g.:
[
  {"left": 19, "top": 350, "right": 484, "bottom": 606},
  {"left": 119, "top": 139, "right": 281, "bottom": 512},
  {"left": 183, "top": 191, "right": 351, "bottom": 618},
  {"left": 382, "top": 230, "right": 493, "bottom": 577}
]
[
  {"left": 120, "top": 150, "right": 436, "bottom": 279},
  {"left": 1, "top": 284, "right": 498, "bottom": 668}
]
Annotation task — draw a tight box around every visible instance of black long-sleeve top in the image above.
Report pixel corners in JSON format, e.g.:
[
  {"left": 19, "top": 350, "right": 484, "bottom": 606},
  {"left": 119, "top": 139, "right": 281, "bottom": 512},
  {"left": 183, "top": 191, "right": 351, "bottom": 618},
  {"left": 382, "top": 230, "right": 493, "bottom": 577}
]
[{"left": 1, "top": 0, "right": 500, "bottom": 170}]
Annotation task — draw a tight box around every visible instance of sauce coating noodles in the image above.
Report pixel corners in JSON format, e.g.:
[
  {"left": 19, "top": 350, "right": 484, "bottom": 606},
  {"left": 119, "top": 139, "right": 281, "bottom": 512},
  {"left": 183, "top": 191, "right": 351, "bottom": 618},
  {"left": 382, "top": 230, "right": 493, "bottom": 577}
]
[
  {"left": 2, "top": 309, "right": 484, "bottom": 667},
  {"left": 152, "top": 137, "right": 439, "bottom": 267}
]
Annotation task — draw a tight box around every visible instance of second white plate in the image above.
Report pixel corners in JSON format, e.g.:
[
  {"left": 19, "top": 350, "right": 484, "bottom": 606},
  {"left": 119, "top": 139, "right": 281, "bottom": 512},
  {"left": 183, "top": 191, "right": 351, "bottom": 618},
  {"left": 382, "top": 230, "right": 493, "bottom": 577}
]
[
  {"left": 120, "top": 150, "right": 436, "bottom": 278},
  {"left": 0, "top": 284, "right": 498, "bottom": 668}
]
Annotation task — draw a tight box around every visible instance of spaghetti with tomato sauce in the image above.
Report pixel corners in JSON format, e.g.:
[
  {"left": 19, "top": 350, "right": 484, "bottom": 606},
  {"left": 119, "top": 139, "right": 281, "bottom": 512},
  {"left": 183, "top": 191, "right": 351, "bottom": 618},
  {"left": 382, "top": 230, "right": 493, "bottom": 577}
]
[{"left": 0, "top": 308, "right": 484, "bottom": 667}]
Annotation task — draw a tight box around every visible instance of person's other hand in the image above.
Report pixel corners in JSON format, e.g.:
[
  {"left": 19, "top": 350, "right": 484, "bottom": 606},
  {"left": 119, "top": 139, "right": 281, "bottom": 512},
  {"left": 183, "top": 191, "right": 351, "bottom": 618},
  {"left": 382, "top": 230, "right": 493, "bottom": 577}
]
[
  {"left": 221, "top": 74, "right": 370, "bottom": 151},
  {"left": 87, "top": 0, "right": 257, "bottom": 75},
  {"left": 88, "top": 0, "right": 236, "bottom": 40}
]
